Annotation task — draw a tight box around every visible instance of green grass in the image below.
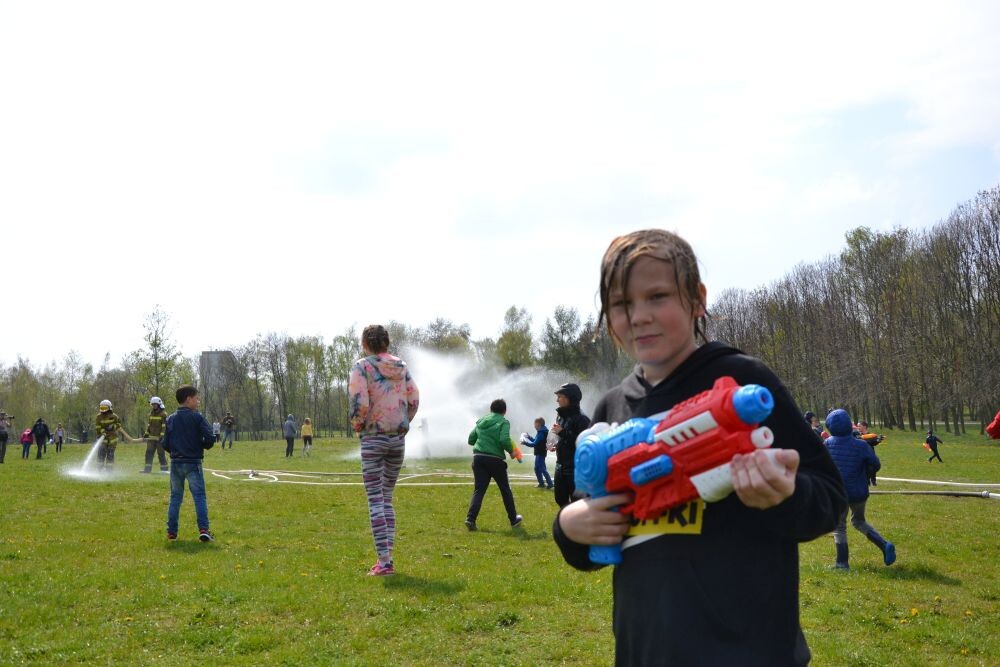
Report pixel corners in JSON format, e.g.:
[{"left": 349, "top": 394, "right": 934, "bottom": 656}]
[{"left": 1, "top": 432, "right": 998, "bottom": 666}]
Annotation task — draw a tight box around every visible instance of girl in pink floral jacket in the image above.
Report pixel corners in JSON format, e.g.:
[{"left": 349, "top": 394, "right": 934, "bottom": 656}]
[{"left": 348, "top": 324, "right": 419, "bottom": 576}]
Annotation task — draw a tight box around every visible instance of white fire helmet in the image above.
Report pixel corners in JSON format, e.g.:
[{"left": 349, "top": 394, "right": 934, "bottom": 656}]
[
  {"left": 150, "top": 396, "right": 165, "bottom": 409},
  {"left": 99, "top": 399, "right": 113, "bottom": 412}
]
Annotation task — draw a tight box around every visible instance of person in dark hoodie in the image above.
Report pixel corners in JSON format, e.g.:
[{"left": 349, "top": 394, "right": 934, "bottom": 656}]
[
  {"left": 32, "top": 417, "right": 51, "bottom": 459},
  {"left": 551, "top": 383, "right": 591, "bottom": 507},
  {"left": 925, "top": 429, "right": 944, "bottom": 462},
  {"left": 824, "top": 408, "right": 896, "bottom": 569},
  {"left": 348, "top": 324, "right": 420, "bottom": 577},
  {"left": 283, "top": 414, "right": 296, "bottom": 457},
  {"left": 464, "top": 398, "right": 524, "bottom": 531},
  {"left": 163, "top": 385, "right": 216, "bottom": 542},
  {"left": 553, "top": 229, "right": 846, "bottom": 667}
]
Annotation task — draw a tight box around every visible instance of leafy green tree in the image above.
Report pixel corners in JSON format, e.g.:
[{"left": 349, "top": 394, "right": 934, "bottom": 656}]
[
  {"left": 496, "top": 306, "right": 534, "bottom": 370},
  {"left": 541, "top": 305, "right": 583, "bottom": 373},
  {"left": 423, "top": 318, "right": 472, "bottom": 355}
]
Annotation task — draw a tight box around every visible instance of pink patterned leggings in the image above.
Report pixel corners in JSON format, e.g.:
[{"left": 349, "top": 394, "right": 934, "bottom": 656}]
[{"left": 361, "top": 434, "right": 405, "bottom": 562}]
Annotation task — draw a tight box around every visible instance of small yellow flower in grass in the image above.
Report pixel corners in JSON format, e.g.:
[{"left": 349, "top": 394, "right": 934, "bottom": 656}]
[
  {"left": 960, "top": 648, "right": 969, "bottom": 656},
  {"left": 899, "top": 619, "right": 909, "bottom": 625},
  {"left": 159, "top": 574, "right": 166, "bottom": 581},
  {"left": 300, "top": 572, "right": 309, "bottom": 577},
  {"left": 258, "top": 560, "right": 264, "bottom": 566},
  {"left": 910, "top": 608, "right": 919, "bottom": 617},
  {"left": 964, "top": 610, "right": 973, "bottom": 617},
  {"left": 124, "top": 616, "right": 133, "bottom": 622},
  {"left": 934, "top": 595, "right": 941, "bottom": 602},
  {"left": 235, "top": 564, "right": 242, "bottom": 570}
]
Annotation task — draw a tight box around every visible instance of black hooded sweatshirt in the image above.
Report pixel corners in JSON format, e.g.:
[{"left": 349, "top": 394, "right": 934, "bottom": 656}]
[{"left": 553, "top": 342, "right": 846, "bottom": 666}]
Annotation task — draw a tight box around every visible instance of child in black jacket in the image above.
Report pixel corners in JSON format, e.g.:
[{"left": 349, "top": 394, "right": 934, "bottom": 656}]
[{"left": 552, "top": 229, "right": 846, "bottom": 666}]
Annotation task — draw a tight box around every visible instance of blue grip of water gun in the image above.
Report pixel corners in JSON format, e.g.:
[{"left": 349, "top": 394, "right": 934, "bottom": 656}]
[
  {"left": 732, "top": 384, "right": 774, "bottom": 424},
  {"left": 589, "top": 543, "right": 623, "bottom": 565}
]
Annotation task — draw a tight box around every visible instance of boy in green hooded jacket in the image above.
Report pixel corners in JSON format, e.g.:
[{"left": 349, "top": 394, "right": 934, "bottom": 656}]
[{"left": 464, "top": 399, "right": 523, "bottom": 531}]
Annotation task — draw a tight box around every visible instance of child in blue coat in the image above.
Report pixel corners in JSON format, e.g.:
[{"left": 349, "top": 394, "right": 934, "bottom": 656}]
[{"left": 824, "top": 408, "right": 896, "bottom": 569}]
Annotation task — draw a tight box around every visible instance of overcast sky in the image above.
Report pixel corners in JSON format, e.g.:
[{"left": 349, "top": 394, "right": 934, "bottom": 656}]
[{"left": 2, "top": 1, "right": 999, "bottom": 370}]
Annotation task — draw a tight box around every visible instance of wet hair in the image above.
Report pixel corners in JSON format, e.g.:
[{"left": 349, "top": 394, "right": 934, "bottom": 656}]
[
  {"left": 598, "top": 229, "right": 707, "bottom": 346},
  {"left": 176, "top": 384, "right": 199, "bottom": 404},
  {"left": 362, "top": 324, "right": 390, "bottom": 354},
  {"left": 490, "top": 398, "right": 507, "bottom": 414}
]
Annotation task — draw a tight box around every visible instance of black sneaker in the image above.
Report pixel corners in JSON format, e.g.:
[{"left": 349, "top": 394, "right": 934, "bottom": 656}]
[
  {"left": 511, "top": 515, "right": 524, "bottom": 528},
  {"left": 199, "top": 529, "right": 215, "bottom": 542},
  {"left": 464, "top": 520, "right": 477, "bottom": 532}
]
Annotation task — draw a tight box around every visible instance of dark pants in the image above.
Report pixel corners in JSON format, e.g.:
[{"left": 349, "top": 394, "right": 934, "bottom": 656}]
[
  {"left": 928, "top": 444, "right": 942, "bottom": 462},
  {"left": 56, "top": 436, "right": 63, "bottom": 453},
  {"left": 554, "top": 464, "right": 576, "bottom": 508},
  {"left": 285, "top": 437, "right": 294, "bottom": 457},
  {"left": 22, "top": 441, "right": 32, "bottom": 458},
  {"left": 144, "top": 438, "right": 168, "bottom": 472},
  {"left": 466, "top": 455, "right": 519, "bottom": 525},
  {"left": 35, "top": 436, "right": 45, "bottom": 458},
  {"left": 98, "top": 441, "right": 117, "bottom": 467},
  {"left": 0, "top": 432, "right": 7, "bottom": 462}
]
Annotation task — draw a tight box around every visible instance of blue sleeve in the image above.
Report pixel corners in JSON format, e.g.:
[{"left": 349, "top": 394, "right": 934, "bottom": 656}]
[
  {"left": 199, "top": 415, "right": 215, "bottom": 449},
  {"left": 862, "top": 441, "right": 881, "bottom": 473},
  {"left": 163, "top": 416, "right": 174, "bottom": 451}
]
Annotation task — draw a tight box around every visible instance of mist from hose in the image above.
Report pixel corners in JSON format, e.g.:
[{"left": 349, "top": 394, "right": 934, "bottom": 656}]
[{"left": 397, "top": 347, "right": 597, "bottom": 459}]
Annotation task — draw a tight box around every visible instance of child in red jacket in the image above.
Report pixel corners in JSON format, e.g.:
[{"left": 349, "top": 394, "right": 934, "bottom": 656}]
[{"left": 986, "top": 410, "right": 1000, "bottom": 439}]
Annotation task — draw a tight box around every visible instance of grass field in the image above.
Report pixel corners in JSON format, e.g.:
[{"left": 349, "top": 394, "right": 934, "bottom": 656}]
[{"left": 1, "top": 431, "right": 998, "bottom": 666}]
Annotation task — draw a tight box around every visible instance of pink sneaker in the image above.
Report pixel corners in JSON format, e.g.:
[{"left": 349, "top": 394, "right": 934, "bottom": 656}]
[{"left": 367, "top": 561, "right": 395, "bottom": 576}]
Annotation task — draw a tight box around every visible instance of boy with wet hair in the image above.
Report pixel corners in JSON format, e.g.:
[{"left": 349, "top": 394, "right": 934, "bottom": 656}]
[{"left": 163, "top": 385, "right": 216, "bottom": 542}]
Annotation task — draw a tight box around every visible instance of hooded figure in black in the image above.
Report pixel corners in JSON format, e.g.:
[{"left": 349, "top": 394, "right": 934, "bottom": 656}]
[
  {"left": 32, "top": 418, "right": 51, "bottom": 459},
  {"left": 552, "top": 383, "right": 591, "bottom": 507}
]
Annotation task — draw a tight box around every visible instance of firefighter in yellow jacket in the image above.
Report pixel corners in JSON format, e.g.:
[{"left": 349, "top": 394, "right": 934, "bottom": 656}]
[
  {"left": 142, "top": 396, "right": 169, "bottom": 473},
  {"left": 95, "top": 399, "right": 130, "bottom": 469}
]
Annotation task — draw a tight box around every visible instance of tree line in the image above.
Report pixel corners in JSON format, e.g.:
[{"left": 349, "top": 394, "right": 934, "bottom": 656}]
[
  {"left": 3, "top": 185, "right": 996, "bottom": 439},
  {"left": 0, "top": 308, "right": 631, "bottom": 441},
  {"left": 709, "top": 186, "right": 1000, "bottom": 436}
]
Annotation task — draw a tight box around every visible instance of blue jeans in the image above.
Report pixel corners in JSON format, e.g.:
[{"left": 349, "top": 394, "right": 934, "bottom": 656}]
[
  {"left": 167, "top": 461, "right": 210, "bottom": 533},
  {"left": 534, "top": 455, "right": 552, "bottom": 487}
]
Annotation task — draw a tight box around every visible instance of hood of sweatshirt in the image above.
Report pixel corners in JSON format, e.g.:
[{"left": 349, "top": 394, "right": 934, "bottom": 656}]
[
  {"left": 617, "top": 342, "right": 742, "bottom": 405},
  {"left": 825, "top": 409, "right": 854, "bottom": 436},
  {"left": 367, "top": 353, "right": 409, "bottom": 382},
  {"left": 476, "top": 411, "right": 508, "bottom": 436}
]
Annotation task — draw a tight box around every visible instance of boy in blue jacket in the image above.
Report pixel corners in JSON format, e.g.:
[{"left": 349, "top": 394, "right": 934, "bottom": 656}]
[
  {"left": 521, "top": 418, "right": 553, "bottom": 489},
  {"left": 163, "top": 385, "right": 216, "bottom": 542},
  {"left": 824, "top": 409, "right": 896, "bottom": 569}
]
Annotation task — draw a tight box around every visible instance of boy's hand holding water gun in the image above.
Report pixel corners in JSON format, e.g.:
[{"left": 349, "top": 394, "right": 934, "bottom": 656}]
[
  {"left": 569, "top": 376, "right": 799, "bottom": 564},
  {"left": 509, "top": 439, "right": 523, "bottom": 463}
]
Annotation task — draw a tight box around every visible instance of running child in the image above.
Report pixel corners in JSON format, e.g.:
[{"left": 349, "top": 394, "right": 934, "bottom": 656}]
[
  {"left": 301, "top": 417, "right": 313, "bottom": 456},
  {"left": 925, "top": 429, "right": 944, "bottom": 462},
  {"left": 824, "top": 409, "right": 896, "bottom": 570},
  {"left": 553, "top": 229, "right": 846, "bottom": 665}
]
